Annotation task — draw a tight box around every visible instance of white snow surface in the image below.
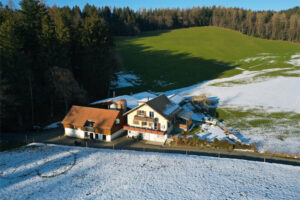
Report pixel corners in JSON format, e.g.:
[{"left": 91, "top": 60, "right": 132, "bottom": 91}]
[
  {"left": 44, "top": 121, "right": 61, "bottom": 129},
  {"left": 111, "top": 71, "right": 141, "bottom": 88},
  {"left": 165, "top": 69, "right": 300, "bottom": 113},
  {"left": 286, "top": 54, "right": 300, "bottom": 67},
  {"left": 190, "top": 124, "right": 241, "bottom": 144},
  {"left": 240, "top": 55, "right": 278, "bottom": 63},
  {"left": 1, "top": 144, "right": 299, "bottom": 200}
]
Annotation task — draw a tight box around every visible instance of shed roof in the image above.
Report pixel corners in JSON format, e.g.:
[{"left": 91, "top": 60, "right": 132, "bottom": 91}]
[
  {"left": 61, "top": 105, "right": 120, "bottom": 130},
  {"left": 177, "top": 110, "right": 193, "bottom": 121}
]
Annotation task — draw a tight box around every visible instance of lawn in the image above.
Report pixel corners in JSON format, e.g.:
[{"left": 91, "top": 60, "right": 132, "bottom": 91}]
[{"left": 116, "top": 26, "right": 300, "bottom": 92}]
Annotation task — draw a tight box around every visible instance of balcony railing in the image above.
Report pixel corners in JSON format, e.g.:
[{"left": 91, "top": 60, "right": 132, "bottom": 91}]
[
  {"left": 134, "top": 115, "right": 155, "bottom": 122},
  {"left": 124, "top": 125, "right": 165, "bottom": 135}
]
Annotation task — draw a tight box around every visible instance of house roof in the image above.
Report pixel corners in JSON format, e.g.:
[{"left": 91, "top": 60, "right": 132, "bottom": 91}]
[
  {"left": 124, "top": 94, "right": 181, "bottom": 120},
  {"left": 168, "top": 94, "right": 185, "bottom": 105},
  {"left": 61, "top": 105, "right": 120, "bottom": 130},
  {"left": 177, "top": 110, "right": 193, "bottom": 121}
]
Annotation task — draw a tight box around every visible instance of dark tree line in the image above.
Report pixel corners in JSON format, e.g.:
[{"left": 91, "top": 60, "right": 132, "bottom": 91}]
[
  {"left": 102, "top": 6, "right": 300, "bottom": 42},
  {"left": 1, "top": 1, "right": 299, "bottom": 132},
  {"left": 0, "top": 1, "right": 119, "bottom": 131}
]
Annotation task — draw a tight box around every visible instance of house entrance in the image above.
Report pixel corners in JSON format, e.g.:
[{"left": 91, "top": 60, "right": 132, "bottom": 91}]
[
  {"left": 103, "top": 135, "right": 106, "bottom": 141},
  {"left": 154, "top": 122, "right": 157, "bottom": 130},
  {"left": 90, "top": 133, "right": 94, "bottom": 140}
]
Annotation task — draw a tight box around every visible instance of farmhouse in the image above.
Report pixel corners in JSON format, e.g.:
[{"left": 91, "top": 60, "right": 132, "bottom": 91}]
[
  {"left": 123, "top": 94, "right": 182, "bottom": 143},
  {"left": 61, "top": 105, "right": 126, "bottom": 142}
]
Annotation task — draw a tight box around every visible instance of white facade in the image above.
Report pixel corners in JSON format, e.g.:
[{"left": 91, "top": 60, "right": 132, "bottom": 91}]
[
  {"left": 127, "top": 130, "right": 168, "bottom": 143},
  {"left": 64, "top": 127, "right": 125, "bottom": 142},
  {"left": 106, "top": 129, "right": 126, "bottom": 142},
  {"left": 126, "top": 104, "right": 174, "bottom": 143},
  {"left": 127, "top": 104, "right": 171, "bottom": 132},
  {"left": 65, "top": 128, "right": 102, "bottom": 141},
  {"left": 65, "top": 128, "right": 85, "bottom": 139}
]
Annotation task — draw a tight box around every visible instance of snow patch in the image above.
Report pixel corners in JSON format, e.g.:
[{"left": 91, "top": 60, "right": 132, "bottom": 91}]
[
  {"left": 153, "top": 79, "right": 173, "bottom": 87},
  {"left": 240, "top": 55, "right": 278, "bottom": 63},
  {"left": 111, "top": 71, "right": 141, "bottom": 89},
  {"left": 44, "top": 121, "right": 61, "bottom": 129}
]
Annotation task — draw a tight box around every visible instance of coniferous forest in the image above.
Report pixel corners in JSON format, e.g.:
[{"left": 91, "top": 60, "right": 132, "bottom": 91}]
[{"left": 0, "top": 0, "right": 299, "bottom": 131}]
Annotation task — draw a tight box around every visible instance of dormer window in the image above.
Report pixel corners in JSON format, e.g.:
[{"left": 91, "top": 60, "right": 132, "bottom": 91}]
[
  {"left": 115, "top": 118, "right": 120, "bottom": 124},
  {"left": 84, "top": 120, "right": 95, "bottom": 127}
]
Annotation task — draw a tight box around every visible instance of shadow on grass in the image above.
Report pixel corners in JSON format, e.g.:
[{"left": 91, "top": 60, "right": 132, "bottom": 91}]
[{"left": 114, "top": 40, "right": 237, "bottom": 95}]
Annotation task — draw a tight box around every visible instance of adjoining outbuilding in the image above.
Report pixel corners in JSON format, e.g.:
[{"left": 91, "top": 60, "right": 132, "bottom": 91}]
[
  {"left": 176, "top": 109, "right": 193, "bottom": 131},
  {"left": 61, "top": 105, "right": 126, "bottom": 142}
]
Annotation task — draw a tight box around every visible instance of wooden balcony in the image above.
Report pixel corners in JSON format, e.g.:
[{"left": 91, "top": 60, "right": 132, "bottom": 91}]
[
  {"left": 134, "top": 115, "right": 155, "bottom": 122},
  {"left": 124, "top": 125, "right": 165, "bottom": 135},
  {"left": 179, "top": 124, "right": 188, "bottom": 130}
]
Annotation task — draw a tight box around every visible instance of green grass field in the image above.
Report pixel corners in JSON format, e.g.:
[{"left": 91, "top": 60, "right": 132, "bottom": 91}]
[{"left": 116, "top": 26, "right": 300, "bottom": 92}]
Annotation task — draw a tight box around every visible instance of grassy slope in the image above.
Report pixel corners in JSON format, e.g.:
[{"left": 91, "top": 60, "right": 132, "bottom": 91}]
[{"left": 116, "top": 26, "right": 300, "bottom": 92}]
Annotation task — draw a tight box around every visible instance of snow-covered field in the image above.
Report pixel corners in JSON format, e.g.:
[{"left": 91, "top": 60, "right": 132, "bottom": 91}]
[
  {"left": 1, "top": 144, "right": 299, "bottom": 200},
  {"left": 163, "top": 54, "right": 300, "bottom": 155},
  {"left": 165, "top": 68, "right": 300, "bottom": 113}
]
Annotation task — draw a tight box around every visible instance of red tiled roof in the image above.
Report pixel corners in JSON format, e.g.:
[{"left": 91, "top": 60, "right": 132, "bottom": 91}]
[{"left": 61, "top": 105, "right": 120, "bottom": 130}]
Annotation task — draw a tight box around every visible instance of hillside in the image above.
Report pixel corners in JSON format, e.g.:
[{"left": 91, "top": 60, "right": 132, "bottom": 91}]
[
  {"left": 1, "top": 144, "right": 299, "bottom": 200},
  {"left": 116, "top": 26, "right": 300, "bottom": 92},
  {"left": 115, "top": 27, "right": 300, "bottom": 155}
]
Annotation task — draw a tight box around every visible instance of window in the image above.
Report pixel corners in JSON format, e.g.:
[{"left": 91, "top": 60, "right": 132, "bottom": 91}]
[
  {"left": 85, "top": 132, "right": 88, "bottom": 137},
  {"left": 149, "top": 111, "right": 154, "bottom": 118},
  {"left": 138, "top": 110, "right": 145, "bottom": 116},
  {"left": 73, "top": 125, "right": 76, "bottom": 129},
  {"left": 142, "top": 121, "right": 147, "bottom": 126},
  {"left": 95, "top": 134, "right": 99, "bottom": 139}
]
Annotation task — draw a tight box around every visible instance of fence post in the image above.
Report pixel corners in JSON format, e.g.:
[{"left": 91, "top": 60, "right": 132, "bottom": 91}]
[
  {"left": 25, "top": 135, "right": 28, "bottom": 144},
  {"left": 86, "top": 141, "right": 87, "bottom": 147}
]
